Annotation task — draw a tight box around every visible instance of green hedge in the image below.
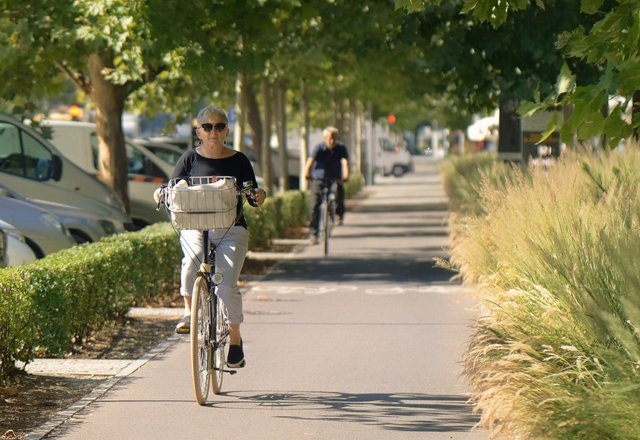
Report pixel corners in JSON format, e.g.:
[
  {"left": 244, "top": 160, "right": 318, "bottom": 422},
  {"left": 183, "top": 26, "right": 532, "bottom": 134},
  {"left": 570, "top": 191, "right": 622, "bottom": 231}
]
[
  {"left": 0, "top": 223, "right": 181, "bottom": 380},
  {"left": 0, "top": 184, "right": 361, "bottom": 383}
]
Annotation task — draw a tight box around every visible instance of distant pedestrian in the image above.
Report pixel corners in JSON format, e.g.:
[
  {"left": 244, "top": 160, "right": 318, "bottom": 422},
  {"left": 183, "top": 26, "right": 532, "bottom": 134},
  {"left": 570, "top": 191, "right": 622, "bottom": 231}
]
[{"left": 304, "top": 126, "right": 349, "bottom": 245}]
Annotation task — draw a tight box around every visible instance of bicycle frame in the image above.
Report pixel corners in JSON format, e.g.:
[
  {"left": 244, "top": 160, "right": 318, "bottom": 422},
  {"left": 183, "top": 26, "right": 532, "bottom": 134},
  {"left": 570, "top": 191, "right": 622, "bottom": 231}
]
[
  {"left": 318, "top": 179, "right": 338, "bottom": 256},
  {"left": 199, "top": 230, "right": 233, "bottom": 389}
]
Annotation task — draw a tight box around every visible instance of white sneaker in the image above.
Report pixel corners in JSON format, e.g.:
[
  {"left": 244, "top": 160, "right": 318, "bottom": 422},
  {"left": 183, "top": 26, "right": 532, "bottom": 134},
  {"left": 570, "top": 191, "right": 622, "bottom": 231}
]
[{"left": 175, "top": 315, "right": 190, "bottom": 334}]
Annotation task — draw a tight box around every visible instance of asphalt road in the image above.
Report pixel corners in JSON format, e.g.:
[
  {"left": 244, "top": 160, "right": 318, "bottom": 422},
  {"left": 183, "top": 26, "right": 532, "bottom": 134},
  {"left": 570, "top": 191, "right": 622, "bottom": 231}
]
[{"left": 45, "top": 156, "right": 488, "bottom": 440}]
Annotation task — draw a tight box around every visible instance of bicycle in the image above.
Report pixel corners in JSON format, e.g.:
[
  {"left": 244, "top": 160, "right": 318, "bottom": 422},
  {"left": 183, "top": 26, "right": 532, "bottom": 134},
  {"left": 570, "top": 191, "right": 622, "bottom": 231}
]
[
  {"left": 317, "top": 178, "right": 338, "bottom": 257},
  {"left": 158, "top": 175, "right": 256, "bottom": 405}
]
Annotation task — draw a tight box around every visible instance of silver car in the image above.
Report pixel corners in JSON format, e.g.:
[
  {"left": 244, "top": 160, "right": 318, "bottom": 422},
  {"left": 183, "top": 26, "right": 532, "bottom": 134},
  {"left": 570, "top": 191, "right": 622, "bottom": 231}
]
[
  {"left": 130, "top": 139, "right": 184, "bottom": 168},
  {"left": 0, "top": 218, "right": 36, "bottom": 267},
  {"left": 0, "top": 195, "right": 76, "bottom": 258},
  {"left": 0, "top": 183, "right": 125, "bottom": 244}
]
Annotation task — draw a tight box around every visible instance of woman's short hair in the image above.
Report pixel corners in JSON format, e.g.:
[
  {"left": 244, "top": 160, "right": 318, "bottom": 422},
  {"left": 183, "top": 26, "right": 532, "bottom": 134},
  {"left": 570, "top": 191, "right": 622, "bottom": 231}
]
[{"left": 196, "top": 105, "right": 228, "bottom": 124}]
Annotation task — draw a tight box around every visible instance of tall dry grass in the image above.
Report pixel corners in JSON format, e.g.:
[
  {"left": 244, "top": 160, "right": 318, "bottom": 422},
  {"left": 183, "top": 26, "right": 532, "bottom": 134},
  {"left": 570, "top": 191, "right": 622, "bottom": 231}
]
[{"left": 444, "top": 147, "right": 640, "bottom": 439}]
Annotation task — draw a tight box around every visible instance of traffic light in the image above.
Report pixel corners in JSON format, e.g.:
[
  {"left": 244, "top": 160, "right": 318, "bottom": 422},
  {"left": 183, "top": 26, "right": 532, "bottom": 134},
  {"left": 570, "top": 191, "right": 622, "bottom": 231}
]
[{"left": 387, "top": 114, "right": 397, "bottom": 124}]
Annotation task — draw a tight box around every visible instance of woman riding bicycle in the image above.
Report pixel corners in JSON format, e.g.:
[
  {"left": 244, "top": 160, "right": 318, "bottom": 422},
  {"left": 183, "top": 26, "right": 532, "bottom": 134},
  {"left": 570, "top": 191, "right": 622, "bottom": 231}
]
[{"left": 154, "top": 105, "right": 266, "bottom": 368}]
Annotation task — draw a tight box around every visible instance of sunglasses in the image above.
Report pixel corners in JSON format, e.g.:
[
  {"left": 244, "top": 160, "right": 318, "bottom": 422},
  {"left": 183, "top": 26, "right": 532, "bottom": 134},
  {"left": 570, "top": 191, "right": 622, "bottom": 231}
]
[{"left": 200, "top": 122, "right": 227, "bottom": 133}]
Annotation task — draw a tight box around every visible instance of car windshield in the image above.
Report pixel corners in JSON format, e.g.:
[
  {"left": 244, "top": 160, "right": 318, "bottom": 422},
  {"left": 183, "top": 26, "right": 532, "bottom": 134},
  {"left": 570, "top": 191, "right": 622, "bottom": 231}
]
[{"left": 144, "top": 145, "right": 182, "bottom": 166}]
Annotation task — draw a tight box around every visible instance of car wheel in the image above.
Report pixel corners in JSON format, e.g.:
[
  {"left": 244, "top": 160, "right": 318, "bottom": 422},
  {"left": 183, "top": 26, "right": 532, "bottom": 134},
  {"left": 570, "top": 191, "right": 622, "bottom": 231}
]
[
  {"left": 70, "top": 230, "right": 93, "bottom": 244},
  {"left": 130, "top": 219, "right": 150, "bottom": 231},
  {"left": 392, "top": 165, "right": 405, "bottom": 177}
]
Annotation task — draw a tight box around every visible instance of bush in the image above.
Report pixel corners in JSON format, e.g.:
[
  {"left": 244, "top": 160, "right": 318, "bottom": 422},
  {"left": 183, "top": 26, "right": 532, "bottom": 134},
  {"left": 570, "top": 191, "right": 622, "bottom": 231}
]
[
  {"left": 446, "top": 148, "right": 640, "bottom": 439},
  {"left": 0, "top": 223, "right": 181, "bottom": 383},
  {"left": 441, "top": 152, "right": 517, "bottom": 216}
]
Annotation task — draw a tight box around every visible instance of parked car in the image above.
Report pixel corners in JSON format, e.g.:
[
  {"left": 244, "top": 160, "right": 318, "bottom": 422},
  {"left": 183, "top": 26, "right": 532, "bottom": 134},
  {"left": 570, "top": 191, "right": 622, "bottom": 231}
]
[
  {"left": 0, "top": 114, "right": 133, "bottom": 230},
  {"left": 145, "top": 135, "right": 192, "bottom": 151},
  {"left": 0, "top": 219, "right": 37, "bottom": 267},
  {"left": 0, "top": 182, "right": 125, "bottom": 244},
  {"left": 0, "top": 195, "right": 76, "bottom": 258},
  {"left": 130, "top": 139, "right": 184, "bottom": 168},
  {"left": 43, "top": 120, "right": 173, "bottom": 229},
  {"left": 376, "top": 138, "right": 414, "bottom": 177}
]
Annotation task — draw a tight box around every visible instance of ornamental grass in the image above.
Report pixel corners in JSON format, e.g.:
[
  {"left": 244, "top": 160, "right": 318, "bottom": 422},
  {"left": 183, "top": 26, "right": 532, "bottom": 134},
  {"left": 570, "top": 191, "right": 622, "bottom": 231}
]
[{"left": 444, "top": 145, "right": 640, "bottom": 439}]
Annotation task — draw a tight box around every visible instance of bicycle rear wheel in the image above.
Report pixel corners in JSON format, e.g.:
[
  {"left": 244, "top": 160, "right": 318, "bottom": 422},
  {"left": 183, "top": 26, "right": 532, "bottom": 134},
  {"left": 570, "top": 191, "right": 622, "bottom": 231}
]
[
  {"left": 321, "top": 199, "right": 329, "bottom": 256},
  {"left": 190, "top": 275, "right": 211, "bottom": 405},
  {"left": 210, "top": 293, "right": 227, "bottom": 394}
]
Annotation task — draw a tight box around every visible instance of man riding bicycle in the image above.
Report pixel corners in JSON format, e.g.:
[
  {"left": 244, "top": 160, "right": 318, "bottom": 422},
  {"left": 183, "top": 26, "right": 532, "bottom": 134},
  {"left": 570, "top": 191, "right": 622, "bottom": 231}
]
[{"left": 304, "top": 126, "right": 349, "bottom": 245}]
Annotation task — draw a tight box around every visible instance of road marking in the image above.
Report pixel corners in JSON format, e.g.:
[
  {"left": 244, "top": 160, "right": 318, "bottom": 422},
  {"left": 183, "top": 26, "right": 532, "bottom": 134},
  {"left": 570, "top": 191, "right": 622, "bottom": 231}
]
[{"left": 246, "top": 284, "right": 469, "bottom": 296}]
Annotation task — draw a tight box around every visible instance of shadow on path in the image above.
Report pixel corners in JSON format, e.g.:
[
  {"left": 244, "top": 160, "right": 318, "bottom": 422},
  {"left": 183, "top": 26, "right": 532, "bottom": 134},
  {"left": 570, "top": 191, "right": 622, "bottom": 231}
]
[
  {"left": 225, "top": 390, "right": 480, "bottom": 433},
  {"left": 267, "top": 257, "right": 456, "bottom": 285}
]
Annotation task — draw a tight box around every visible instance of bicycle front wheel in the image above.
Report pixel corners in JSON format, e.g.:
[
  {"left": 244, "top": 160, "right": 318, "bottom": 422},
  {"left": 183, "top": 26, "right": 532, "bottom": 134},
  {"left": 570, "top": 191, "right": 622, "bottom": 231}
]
[
  {"left": 211, "top": 293, "right": 227, "bottom": 394},
  {"left": 190, "top": 275, "right": 211, "bottom": 405}
]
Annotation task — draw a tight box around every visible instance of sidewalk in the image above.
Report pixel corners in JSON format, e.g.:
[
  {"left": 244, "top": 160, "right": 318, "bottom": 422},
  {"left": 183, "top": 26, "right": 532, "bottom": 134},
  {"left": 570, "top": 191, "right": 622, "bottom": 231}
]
[{"left": 26, "top": 156, "right": 487, "bottom": 440}]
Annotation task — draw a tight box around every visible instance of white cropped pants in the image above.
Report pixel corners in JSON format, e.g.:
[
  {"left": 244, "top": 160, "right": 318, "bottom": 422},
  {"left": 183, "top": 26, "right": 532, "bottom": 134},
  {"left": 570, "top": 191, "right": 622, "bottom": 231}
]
[{"left": 179, "top": 226, "right": 249, "bottom": 324}]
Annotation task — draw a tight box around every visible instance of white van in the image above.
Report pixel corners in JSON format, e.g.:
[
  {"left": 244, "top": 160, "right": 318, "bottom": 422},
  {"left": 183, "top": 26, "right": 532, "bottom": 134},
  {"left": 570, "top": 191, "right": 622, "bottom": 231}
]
[
  {"left": 0, "top": 114, "right": 132, "bottom": 229},
  {"left": 376, "top": 138, "right": 414, "bottom": 177},
  {"left": 44, "top": 120, "right": 172, "bottom": 228}
]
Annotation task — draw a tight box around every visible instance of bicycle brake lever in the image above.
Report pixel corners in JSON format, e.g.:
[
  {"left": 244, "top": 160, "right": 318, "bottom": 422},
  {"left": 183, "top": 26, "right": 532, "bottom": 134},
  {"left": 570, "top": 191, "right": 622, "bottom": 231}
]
[{"left": 242, "top": 181, "right": 257, "bottom": 203}]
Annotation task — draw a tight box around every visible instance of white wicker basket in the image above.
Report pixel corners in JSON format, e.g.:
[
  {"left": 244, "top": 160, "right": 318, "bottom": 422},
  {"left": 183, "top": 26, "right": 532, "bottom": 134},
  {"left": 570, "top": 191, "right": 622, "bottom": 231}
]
[{"left": 167, "top": 177, "right": 238, "bottom": 230}]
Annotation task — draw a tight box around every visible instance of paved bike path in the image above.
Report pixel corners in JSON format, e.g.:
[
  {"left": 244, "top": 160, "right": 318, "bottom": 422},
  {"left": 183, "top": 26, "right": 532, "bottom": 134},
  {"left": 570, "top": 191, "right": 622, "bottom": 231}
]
[{"left": 42, "top": 157, "right": 488, "bottom": 440}]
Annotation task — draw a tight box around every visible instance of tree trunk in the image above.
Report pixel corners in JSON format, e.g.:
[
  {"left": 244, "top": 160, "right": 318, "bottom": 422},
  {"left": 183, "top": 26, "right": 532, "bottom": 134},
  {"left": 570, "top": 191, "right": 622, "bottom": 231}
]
[
  {"left": 233, "top": 72, "right": 246, "bottom": 153},
  {"left": 354, "top": 100, "right": 363, "bottom": 175},
  {"left": 633, "top": 89, "right": 640, "bottom": 141},
  {"left": 348, "top": 99, "right": 357, "bottom": 172},
  {"left": 562, "top": 102, "right": 575, "bottom": 149},
  {"left": 299, "top": 79, "right": 310, "bottom": 191},
  {"left": 88, "top": 52, "right": 129, "bottom": 213},
  {"left": 275, "top": 77, "right": 288, "bottom": 191},
  {"left": 330, "top": 88, "right": 345, "bottom": 133},
  {"left": 497, "top": 95, "right": 523, "bottom": 164},
  {"left": 330, "top": 86, "right": 338, "bottom": 127},
  {"left": 245, "top": 79, "right": 262, "bottom": 171},
  {"left": 261, "top": 76, "right": 273, "bottom": 194},
  {"left": 365, "top": 101, "right": 374, "bottom": 185}
]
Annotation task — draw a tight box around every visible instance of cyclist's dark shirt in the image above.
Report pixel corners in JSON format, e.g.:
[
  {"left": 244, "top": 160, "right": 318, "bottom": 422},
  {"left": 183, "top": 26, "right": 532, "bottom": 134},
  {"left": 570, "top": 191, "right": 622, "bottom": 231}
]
[
  {"left": 309, "top": 142, "right": 349, "bottom": 180},
  {"left": 171, "top": 149, "right": 258, "bottom": 228}
]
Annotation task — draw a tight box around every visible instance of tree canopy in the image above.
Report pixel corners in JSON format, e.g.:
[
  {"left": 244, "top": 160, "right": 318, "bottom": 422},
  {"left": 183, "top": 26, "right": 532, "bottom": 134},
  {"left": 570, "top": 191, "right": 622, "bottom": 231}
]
[
  {"left": 1, "top": 0, "right": 635, "bottom": 204},
  {"left": 397, "top": 0, "right": 640, "bottom": 146}
]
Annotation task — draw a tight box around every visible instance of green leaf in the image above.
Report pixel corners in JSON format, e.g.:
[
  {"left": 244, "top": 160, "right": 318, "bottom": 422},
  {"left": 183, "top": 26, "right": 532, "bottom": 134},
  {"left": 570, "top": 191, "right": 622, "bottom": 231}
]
[
  {"left": 556, "top": 63, "right": 575, "bottom": 96},
  {"left": 577, "top": 111, "right": 605, "bottom": 139},
  {"left": 537, "top": 111, "right": 559, "bottom": 144},
  {"left": 580, "top": 0, "right": 604, "bottom": 14},
  {"left": 572, "top": 86, "right": 606, "bottom": 128},
  {"left": 518, "top": 100, "right": 546, "bottom": 118},
  {"left": 617, "top": 60, "right": 640, "bottom": 95},
  {"left": 603, "top": 106, "right": 633, "bottom": 148},
  {"left": 394, "top": 0, "right": 431, "bottom": 13},
  {"left": 559, "top": 120, "right": 574, "bottom": 144}
]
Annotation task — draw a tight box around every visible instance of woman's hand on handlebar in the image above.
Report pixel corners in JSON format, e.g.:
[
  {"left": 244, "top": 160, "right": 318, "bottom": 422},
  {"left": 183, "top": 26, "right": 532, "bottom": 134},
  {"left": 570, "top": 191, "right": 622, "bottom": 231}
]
[
  {"left": 153, "top": 187, "right": 163, "bottom": 204},
  {"left": 253, "top": 188, "right": 267, "bottom": 206}
]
